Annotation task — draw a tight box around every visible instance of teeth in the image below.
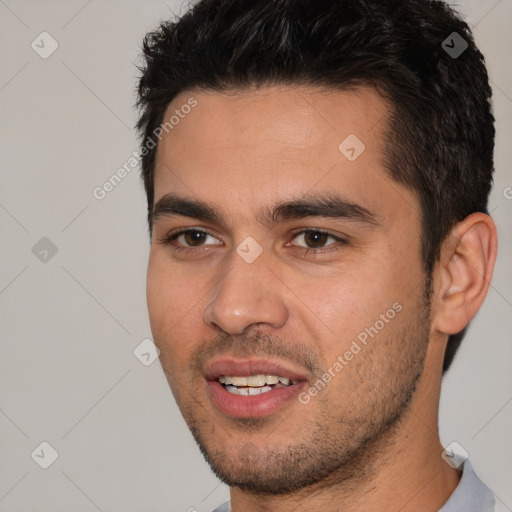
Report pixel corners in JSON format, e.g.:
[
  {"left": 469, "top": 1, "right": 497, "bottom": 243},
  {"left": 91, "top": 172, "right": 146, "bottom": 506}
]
[
  {"left": 226, "top": 385, "right": 273, "bottom": 396},
  {"left": 228, "top": 386, "right": 248, "bottom": 396},
  {"left": 219, "top": 375, "right": 294, "bottom": 387},
  {"left": 246, "top": 375, "right": 266, "bottom": 387},
  {"left": 248, "top": 386, "right": 272, "bottom": 395}
]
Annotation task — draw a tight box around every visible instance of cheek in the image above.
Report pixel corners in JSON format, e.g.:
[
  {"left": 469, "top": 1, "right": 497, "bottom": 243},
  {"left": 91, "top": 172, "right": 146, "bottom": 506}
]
[
  {"left": 146, "top": 257, "right": 171, "bottom": 333},
  {"left": 147, "top": 251, "right": 200, "bottom": 318},
  {"left": 146, "top": 254, "right": 198, "bottom": 360},
  {"left": 291, "top": 270, "right": 391, "bottom": 330},
  {"left": 292, "top": 259, "right": 418, "bottom": 351}
]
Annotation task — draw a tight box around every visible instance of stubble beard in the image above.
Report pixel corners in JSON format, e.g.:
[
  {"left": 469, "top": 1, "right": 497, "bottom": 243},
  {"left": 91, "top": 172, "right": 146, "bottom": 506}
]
[{"left": 175, "top": 286, "right": 432, "bottom": 496}]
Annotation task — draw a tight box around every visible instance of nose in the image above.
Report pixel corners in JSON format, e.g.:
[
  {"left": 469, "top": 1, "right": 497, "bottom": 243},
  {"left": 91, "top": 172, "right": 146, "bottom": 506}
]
[{"left": 202, "top": 249, "right": 289, "bottom": 335}]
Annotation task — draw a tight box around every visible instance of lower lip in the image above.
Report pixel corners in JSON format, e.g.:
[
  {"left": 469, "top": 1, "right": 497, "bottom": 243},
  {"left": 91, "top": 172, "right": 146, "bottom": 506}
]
[{"left": 207, "top": 380, "right": 306, "bottom": 419}]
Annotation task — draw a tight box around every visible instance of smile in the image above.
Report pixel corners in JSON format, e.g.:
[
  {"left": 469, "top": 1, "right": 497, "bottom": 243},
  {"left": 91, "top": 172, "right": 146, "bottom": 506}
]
[
  {"left": 218, "top": 375, "right": 298, "bottom": 396},
  {"left": 203, "top": 358, "right": 309, "bottom": 418}
]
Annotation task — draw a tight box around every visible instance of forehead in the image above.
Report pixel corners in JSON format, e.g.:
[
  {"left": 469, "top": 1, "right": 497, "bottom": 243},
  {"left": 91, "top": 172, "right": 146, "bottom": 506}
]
[
  {"left": 156, "top": 85, "right": 388, "bottom": 168},
  {"left": 153, "top": 85, "right": 416, "bottom": 228}
]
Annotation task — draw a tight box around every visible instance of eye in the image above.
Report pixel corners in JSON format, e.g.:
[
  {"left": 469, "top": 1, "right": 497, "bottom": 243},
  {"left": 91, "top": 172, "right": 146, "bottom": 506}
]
[
  {"left": 288, "top": 229, "right": 347, "bottom": 253},
  {"left": 158, "top": 228, "right": 222, "bottom": 249},
  {"left": 158, "top": 227, "right": 347, "bottom": 255}
]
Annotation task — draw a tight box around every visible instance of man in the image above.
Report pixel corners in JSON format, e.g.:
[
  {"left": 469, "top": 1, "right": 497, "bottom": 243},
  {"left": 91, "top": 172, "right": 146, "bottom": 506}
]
[{"left": 136, "top": 0, "right": 500, "bottom": 510}]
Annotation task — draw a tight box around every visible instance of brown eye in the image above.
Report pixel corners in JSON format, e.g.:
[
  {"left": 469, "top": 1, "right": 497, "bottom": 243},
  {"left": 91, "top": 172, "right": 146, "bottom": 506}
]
[
  {"left": 303, "top": 231, "right": 330, "bottom": 248},
  {"left": 160, "top": 229, "right": 222, "bottom": 248},
  {"left": 183, "top": 230, "right": 208, "bottom": 246},
  {"left": 292, "top": 230, "right": 338, "bottom": 249}
]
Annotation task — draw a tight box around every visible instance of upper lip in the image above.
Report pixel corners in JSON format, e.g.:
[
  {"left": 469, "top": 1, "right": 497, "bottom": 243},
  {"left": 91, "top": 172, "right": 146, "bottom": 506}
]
[{"left": 203, "top": 358, "right": 309, "bottom": 383}]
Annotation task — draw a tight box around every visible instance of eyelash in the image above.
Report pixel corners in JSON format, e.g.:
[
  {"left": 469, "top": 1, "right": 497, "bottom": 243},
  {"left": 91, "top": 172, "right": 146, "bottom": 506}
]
[{"left": 157, "top": 228, "right": 348, "bottom": 256}]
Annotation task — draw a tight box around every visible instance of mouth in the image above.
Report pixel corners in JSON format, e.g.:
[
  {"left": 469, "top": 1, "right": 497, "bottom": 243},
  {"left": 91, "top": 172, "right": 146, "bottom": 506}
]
[
  {"left": 203, "top": 359, "right": 308, "bottom": 418},
  {"left": 219, "top": 374, "right": 299, "bottom": 396}
]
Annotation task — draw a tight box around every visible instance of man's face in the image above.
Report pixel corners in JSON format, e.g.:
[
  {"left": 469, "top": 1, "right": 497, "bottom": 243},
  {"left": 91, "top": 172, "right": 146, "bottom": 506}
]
[{"left": 147, "top": 86, "right": 432, "bottom": 493}]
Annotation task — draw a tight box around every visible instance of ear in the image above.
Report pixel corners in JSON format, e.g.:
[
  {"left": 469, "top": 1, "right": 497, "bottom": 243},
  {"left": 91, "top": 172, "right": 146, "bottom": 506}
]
[{"left": 432, "top": 212, "right": 498, "bottom": 335}]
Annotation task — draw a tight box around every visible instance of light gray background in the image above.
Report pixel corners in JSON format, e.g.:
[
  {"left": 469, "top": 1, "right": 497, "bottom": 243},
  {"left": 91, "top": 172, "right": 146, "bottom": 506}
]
[{"left": 0, "top": 1, "right": 510, "bottom": 511}]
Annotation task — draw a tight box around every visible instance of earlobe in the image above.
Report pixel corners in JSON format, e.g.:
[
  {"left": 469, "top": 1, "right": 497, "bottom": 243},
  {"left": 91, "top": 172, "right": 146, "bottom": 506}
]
[{"left": 433, "top": 213, "right": 498, "bottom": 335}]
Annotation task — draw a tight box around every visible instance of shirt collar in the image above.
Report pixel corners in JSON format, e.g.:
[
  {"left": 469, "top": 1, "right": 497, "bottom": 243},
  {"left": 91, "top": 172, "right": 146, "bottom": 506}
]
[{"left": 439, "top": 459, "right": 495, "bottom": 512}]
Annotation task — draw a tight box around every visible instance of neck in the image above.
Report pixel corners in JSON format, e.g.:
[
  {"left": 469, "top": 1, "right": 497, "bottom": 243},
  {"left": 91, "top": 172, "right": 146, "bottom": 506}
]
[{"left": 228, "top": 349, "right": 461, "bottom": 512}]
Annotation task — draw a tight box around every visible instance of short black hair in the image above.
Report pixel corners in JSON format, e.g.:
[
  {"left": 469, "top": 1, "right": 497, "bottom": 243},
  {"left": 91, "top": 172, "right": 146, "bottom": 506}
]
[{"left": 136, "top": 0, "right": 495, "bottom": 373}]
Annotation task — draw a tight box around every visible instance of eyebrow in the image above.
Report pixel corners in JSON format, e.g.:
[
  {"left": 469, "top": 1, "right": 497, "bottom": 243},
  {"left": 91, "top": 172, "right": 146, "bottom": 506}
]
[{"left": 151, "top": 191, "right": 378, "bottom": 229}]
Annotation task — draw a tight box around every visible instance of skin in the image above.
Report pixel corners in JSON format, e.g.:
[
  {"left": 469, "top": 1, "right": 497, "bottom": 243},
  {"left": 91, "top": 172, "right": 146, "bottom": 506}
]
[{"left": 146, "top": 85, "right": 497, "bottom": 511}]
